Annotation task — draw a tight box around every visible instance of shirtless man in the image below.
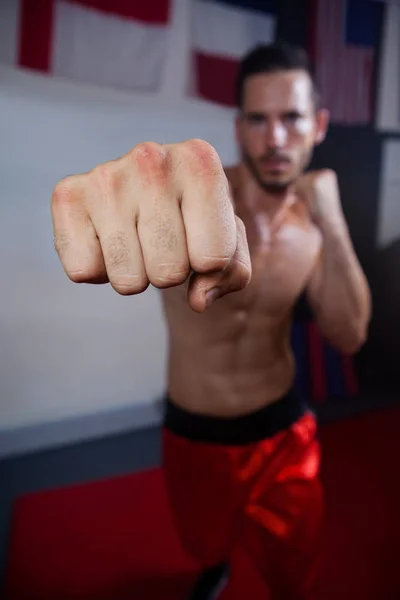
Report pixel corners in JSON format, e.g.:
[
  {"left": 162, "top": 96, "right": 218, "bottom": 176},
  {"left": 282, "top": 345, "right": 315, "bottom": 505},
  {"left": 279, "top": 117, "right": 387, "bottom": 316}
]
[{"left": 51, "top": 43, "right": 371, "bottom": 599}]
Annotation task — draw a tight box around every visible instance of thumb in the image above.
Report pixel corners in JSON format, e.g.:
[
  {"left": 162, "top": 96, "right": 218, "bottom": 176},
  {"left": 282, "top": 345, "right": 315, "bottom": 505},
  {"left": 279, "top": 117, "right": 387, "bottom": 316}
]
[{"left": 187, "top": 217, "right": 251, "bottom": 312}]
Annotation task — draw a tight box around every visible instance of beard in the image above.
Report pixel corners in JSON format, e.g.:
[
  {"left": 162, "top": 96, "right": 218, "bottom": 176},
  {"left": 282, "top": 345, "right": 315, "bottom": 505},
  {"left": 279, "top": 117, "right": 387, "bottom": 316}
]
[{"left": 241, "top": 146, "right": 313, "bottom": 195}]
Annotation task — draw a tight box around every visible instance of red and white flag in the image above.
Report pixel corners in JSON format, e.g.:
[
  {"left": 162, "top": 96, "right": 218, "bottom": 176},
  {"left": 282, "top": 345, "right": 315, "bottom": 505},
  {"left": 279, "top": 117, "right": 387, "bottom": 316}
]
[
  {"left": 0, "top": 0, "right": 171, "bottom": 92},
  {"left": 190, "top": 0, "right": 277, "bottom": 107}
]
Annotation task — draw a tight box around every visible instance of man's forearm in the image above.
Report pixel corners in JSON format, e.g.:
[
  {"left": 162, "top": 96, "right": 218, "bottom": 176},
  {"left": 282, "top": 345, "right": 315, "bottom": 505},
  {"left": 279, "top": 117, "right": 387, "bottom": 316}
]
[{"left": 309, "top": 218, "right": 371, "bottom": 354}]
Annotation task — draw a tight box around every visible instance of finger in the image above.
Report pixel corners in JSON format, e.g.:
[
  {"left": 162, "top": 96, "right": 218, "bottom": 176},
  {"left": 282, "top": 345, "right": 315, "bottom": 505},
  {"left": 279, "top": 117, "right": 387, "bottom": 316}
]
[
  {"left": 188, "top": 216, "right": 252, "bottom": 312},
  {"left": 95, "top": 220, "right": 150, "bottom": 295},
  {"left": 51, "top": 176, "right": 107, "bottom": 284},
  {"left": 135, "top": 151, "right": 190, "bottom": 288},
  {"left": 174, "top": 140, "right": 237, "bottom": 276},
  {"left": 86, "top": 175, "right": 149, "bottom": 295}
]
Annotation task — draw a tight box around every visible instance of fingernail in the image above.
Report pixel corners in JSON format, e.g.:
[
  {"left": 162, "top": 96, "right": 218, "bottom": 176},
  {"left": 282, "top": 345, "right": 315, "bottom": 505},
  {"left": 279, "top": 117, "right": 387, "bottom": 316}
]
[{"left": 205, "top": 288, "right": 221, "bottom": 308}]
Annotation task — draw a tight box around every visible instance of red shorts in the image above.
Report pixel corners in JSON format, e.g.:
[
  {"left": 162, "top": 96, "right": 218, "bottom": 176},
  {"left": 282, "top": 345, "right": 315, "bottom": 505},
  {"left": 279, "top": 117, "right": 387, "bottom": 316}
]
[{"left": 162, "top": 391, "right": 322, "bottom": 599}]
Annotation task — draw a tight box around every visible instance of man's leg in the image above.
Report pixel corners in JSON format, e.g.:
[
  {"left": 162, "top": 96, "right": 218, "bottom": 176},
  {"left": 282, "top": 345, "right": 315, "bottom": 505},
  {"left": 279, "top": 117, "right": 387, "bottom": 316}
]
[
  {"left": 239, "top": 412, "right": 323, "bottom": 599},
  {"left": 162, "top": 428, "right": 239, "bottom": 599},
  {"left": 187, "top": 562, "right": 230, "bottom": 600},
  {"left": 242, "top": 476, "right": 323, "bottom": 599}
]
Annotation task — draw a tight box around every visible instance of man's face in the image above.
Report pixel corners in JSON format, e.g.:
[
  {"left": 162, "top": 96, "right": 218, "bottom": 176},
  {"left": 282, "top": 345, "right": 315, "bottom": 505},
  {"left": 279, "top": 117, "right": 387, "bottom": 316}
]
[{"left": 235, "top": 69, "right": 329, "bottom": 193}]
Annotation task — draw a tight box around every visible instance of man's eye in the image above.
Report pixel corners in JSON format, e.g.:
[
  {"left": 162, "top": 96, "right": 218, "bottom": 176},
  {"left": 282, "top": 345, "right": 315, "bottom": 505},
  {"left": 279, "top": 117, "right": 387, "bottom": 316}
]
[
  {"left": 285, "top": 112, "right": 301, "bottom": 122},
  {"left": 248, "top": 115, "right": 265, "bottom": 124}
]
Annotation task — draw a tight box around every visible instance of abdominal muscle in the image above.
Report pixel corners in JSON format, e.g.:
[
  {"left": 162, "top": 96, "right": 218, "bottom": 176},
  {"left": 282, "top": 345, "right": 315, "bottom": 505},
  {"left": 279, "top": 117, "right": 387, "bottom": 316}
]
[{"left": 164, "top": 300, "right": 297, "bottom": 417}]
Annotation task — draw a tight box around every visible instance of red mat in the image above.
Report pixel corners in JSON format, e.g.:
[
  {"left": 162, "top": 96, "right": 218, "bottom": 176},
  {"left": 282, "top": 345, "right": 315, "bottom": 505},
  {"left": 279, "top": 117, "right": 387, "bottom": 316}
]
[{"left": 3, "top": 407, "right": 400, "bottom": 600}]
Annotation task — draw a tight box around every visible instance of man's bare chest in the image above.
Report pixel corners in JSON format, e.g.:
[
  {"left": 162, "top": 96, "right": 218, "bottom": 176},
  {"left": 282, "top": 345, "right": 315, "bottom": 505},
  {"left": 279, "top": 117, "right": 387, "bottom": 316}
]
[
  {"left": 227, "top": 215, "right": 322, "bottom": 315},
  {"left": 162, "top": 207, "right": 322, "bottom": 326}
]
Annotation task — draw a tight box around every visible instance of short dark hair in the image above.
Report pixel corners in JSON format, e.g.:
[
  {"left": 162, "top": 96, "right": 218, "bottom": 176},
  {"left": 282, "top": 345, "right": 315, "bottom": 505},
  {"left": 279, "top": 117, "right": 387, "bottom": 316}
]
[{"left": 235, "top": 41, "right": 319, "bottom": 109}]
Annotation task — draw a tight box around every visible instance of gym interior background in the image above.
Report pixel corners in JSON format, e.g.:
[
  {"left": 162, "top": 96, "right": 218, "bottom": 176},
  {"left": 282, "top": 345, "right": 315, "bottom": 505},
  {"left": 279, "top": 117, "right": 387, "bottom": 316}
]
[{"left": 0, "top": 0, "right": 399, "bottom": 598}]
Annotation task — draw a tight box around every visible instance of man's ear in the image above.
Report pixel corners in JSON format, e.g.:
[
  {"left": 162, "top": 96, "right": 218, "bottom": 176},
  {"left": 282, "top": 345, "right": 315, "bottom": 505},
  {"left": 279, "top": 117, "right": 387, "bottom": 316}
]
[{"left": 314, "top": 108, "right": 330, "bottom": 145}]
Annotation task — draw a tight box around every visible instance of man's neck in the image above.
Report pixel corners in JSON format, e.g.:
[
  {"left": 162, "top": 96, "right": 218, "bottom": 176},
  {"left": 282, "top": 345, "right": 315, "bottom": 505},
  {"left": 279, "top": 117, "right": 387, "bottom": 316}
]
[{"left": 235, "top": 162, "right": 295, "bottom": 220}]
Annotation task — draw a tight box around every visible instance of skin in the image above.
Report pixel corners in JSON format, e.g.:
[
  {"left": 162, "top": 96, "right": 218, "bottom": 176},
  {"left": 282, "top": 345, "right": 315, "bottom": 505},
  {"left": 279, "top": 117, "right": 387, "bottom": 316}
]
[{"left": 51, "top": 69, "right": 371, "bottom": 417}]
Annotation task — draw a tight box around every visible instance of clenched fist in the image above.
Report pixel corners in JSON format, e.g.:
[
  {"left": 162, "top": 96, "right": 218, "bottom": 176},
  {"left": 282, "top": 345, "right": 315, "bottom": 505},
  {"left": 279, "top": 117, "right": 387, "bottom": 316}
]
[
  {"left": 295, "top": 169, "right": 343, "bottom": 227},
  {"left": 51, "top": 139, "right": 251, "bottom": 312}
]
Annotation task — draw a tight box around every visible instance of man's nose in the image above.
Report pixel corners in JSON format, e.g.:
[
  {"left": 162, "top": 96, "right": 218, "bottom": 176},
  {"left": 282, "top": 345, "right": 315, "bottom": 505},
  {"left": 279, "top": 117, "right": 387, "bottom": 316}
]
[{"left": 266, "top": 120, "right": 287, "bottom": 148}]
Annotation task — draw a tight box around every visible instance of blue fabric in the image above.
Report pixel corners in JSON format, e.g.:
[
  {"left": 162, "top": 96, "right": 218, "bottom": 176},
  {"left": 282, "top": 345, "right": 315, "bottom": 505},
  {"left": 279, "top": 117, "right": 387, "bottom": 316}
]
[
  {"left": 324, "top": 343, "right": 346, "bottom": 398},
  {"left": 345, "top": 0, "right": 382, "bottom": 47}
]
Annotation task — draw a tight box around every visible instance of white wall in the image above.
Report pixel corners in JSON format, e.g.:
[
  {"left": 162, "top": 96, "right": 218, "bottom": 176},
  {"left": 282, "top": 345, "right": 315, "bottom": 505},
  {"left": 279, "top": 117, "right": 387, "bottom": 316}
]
[
  {"left": 375, "top": 3, "right": 400, "bottom": 134},
  {"left": 374, "top": 3, "right": 400, "bottom": 248},
  {"left": 4, "top": 0, "right": 396, "bottom": 457},
  {"left": 0, "top": 64, "right": 237, "bottom": 456}
]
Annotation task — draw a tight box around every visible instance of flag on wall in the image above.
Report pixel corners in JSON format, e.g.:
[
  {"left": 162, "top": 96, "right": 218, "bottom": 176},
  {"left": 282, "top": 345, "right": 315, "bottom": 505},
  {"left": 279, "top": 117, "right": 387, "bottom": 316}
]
[
  {"left": 191, "top": 0, "right": 278, "bottom": 107},
  {"left": 291, "top": 320, "right": 359, "bottom": 404},
  {"left": 309, "top": 0, "right": 382, "bottom": 125},
  {"left": 0, "top": 0, "right": 171, "bottom": 93}
]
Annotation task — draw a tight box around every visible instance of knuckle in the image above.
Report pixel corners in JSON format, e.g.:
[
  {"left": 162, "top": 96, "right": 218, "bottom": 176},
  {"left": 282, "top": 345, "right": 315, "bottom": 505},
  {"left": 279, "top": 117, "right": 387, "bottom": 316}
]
[
  {"left": 150, "top": 264, "right": 190, "bottom": 288},
  {"left": 53, "top": 231, "right": 72, "bottom": 257},
  {"left": 194, "top": 254, "right": 231, "bottom": 274},
  {"left": 182, "top": 139, "right": 221, "bottom": 174},
  {"left": 111, "top": 275, "right": 149, "bottom": 296},
  {"left": 317, "top": 169, "right": 338, "bottom": 194},
  {"left": 66, "top": 269, "right": 92, "bottom": 284},
  {"left": 102, "top": 231, "right": 150, "bottom": 295},
  {"left": 132, "top": 141, "right": 164, "bottom": 160},
  {"left": 183, "top": 138, "right": 218, "bottom": 160},
  {"left": 104, "top": 231, "right": 130, "bottom": 269},
  {"left": 129, "top": 142, "right": 169, "bottom": 184},
  {"left": 51, "top": 175, "right": 79, "bottom": 209},
  {"left": 235, "top": 215, "right": 246, "bottom": 235},
  {"left": 237, "top": 261, "right": 252, "bottom": 289},
  {"left": 223, "top": 261, "right": 251, "bottom": 295},
  {"left": 143, "top": 211, "right": 180, "bottom": 253},
  {"left": 322, "top": 168, "right": 336, "bottom": 182},
  {"left": 66, "top": 266, "right": 105, "bottom": 284},
  {"left": 91, "top": 162, "right": 119, "bottom": 200}
]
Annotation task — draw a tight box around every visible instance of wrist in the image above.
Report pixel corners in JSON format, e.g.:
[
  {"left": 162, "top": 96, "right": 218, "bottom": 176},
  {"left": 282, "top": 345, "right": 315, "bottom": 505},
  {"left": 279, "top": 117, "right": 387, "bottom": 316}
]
[{"left": 317, "top": 209, "right": 348, "bottom": 238}]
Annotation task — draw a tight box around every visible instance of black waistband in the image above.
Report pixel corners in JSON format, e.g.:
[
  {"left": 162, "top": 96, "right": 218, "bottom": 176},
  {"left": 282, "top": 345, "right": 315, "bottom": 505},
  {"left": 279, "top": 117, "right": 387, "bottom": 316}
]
[{"left": 163, "top": 389, "right": 308, "bottom": 445}]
